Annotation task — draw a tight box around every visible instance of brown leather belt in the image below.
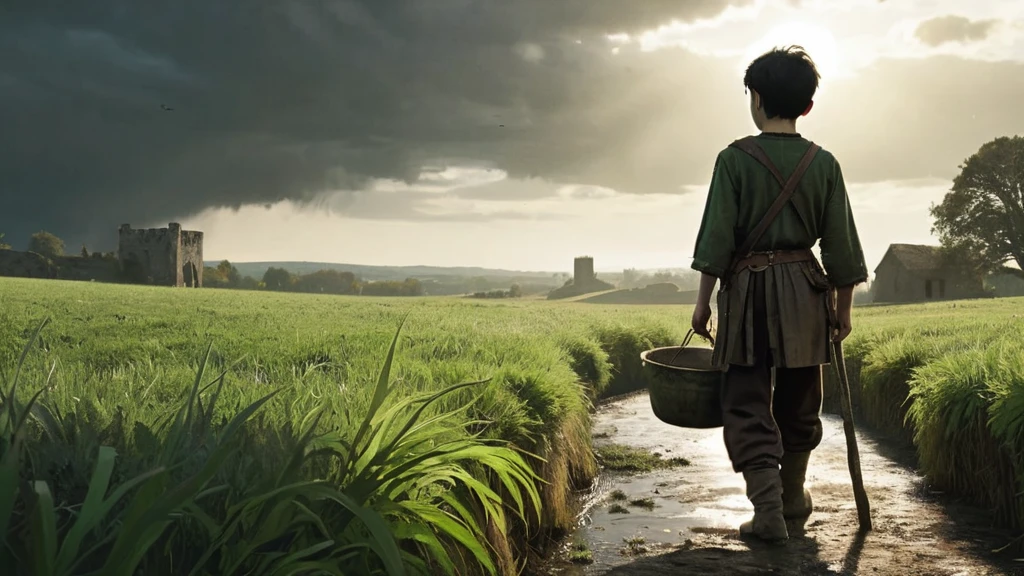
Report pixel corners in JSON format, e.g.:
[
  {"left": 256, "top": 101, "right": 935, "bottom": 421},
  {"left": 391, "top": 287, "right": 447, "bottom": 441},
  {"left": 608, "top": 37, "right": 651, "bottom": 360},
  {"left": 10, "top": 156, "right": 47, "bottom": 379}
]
[{"left": 731, "top": 249, "right": 815, "bottom": 274}]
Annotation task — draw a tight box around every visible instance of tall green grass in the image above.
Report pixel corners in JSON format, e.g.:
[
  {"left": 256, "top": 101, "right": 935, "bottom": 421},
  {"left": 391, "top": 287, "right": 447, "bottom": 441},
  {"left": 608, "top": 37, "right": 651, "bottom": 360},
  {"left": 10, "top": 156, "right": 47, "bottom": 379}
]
[
  {"left": 6, "top": 276, "right": 1024, "bottom": 559},
  {"left": 2, "top": 318, "right": 545, "bottom": 575},
  {"left": 820, "top": 299, "right": 1024, "bottom": 542},
  {"left": 0, "top": 278, "right": 683, "bottom": 573},
  {"left": 908, "top": 339, "right": 1024, "bottom": 530}
]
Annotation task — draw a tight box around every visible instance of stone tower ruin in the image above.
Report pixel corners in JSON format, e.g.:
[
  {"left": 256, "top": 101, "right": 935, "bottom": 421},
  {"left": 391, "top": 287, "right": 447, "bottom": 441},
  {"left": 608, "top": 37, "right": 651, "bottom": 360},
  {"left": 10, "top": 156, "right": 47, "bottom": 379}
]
[
  {"left": 547, "top": 255, "right": 613, "bottom": 300},
  {"left": 118, "top": 223, "right": 204, "bottom": 287},
  {"left": 574, "top": 256, "right": 596, "bottom": 284}
]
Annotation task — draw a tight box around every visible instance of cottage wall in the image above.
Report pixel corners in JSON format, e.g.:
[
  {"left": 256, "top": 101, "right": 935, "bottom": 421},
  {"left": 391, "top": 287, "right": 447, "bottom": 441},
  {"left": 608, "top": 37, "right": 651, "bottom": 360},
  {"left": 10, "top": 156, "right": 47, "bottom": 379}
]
[
  {"left": 873, "top": 256, "right": 908, "bottom": 303},
  {"left": 988, "top": 272, "right": 1024, "bottom": 297}
]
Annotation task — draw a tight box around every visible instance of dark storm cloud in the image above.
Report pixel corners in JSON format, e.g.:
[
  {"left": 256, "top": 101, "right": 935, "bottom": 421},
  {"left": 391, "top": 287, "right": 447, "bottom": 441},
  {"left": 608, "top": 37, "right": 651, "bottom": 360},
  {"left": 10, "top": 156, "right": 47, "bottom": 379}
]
[
  {"left": 914, "top": 15, "right": 999, "bottom": 47},
  {"left": 0, "top": 0, "right": 747, "bottom": 249},
  {"left": 2, "top": 1, "right": 1024, "bottom": 251}
]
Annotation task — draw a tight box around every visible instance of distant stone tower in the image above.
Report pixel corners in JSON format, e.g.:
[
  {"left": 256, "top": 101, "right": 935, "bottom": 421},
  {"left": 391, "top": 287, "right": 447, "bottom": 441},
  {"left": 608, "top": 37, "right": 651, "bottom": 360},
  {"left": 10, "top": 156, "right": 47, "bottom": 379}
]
[
  {"left": 118, "top": 223, "right": 204, "bottom": 287},
  {"left": 574, "top": 256, "right": 595, "bottom": 284},
  {"left": 548, "top": 255, "right": 613, "bottom": 300}
]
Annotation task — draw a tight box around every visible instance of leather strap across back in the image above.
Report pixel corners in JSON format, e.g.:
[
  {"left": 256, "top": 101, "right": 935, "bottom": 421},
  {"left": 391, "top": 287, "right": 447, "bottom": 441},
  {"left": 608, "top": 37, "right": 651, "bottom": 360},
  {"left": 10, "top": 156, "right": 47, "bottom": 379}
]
[{"left": 726, "top": 137, "right": 821, "bottom": 272}]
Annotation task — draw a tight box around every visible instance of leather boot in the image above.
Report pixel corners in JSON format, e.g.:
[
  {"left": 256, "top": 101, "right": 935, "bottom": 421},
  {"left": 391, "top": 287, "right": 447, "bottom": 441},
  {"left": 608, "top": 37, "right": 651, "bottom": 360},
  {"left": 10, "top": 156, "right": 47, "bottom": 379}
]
[
  {"left": 780, "top": 451, "right": 813, "bottom": 519},
  {"left": 738, "top": 467, "right": 789, "bottom": 542}
]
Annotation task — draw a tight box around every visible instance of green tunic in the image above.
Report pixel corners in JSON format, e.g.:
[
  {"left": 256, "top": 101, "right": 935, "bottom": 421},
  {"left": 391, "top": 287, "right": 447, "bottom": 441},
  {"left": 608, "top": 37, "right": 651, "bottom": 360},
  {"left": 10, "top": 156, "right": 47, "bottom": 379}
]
[{"left": 691, "top": 133, "right": 868, "bottom": 369}]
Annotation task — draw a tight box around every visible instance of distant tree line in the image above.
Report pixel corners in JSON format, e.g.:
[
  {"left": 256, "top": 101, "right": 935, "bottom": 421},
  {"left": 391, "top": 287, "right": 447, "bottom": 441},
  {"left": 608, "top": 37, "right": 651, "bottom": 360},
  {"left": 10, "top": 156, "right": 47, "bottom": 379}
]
[
  {"left": 618, "top": 268, "right": 701, "bottom": 291},
  {"left": 468, "top": 284, "right": 523, "bottom": 299},
  {"left": 0, "top": 230, "right": 116, "bottom": 261},
  {"left": 204, "top": 262, "right": 425, "bottom": 297}
]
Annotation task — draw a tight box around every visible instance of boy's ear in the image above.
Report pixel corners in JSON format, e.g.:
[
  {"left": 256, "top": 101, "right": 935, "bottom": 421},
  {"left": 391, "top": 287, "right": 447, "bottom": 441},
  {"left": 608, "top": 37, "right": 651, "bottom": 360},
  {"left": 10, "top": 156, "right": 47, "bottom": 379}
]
[{"left": 801, "top": 101, "right": 814, "bottom": 116}]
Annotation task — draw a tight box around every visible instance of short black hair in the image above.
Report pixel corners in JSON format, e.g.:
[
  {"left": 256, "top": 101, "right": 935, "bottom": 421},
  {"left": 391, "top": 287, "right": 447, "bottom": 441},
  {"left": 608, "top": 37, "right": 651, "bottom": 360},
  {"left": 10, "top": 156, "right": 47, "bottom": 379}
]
[{"left": 743, "top": 45, "right": 820, "bottom": 120}]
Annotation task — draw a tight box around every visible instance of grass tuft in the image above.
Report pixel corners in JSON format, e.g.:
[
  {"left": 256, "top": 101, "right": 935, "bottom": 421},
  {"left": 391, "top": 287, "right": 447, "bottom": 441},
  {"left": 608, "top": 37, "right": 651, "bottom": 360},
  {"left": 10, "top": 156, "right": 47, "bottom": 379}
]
[
  {"left": 568, "top": 541, "right": 594, "bottom": 565},
  {"left": 628, "top": 497, "right": 656, "bottom": 511},
  {"left": 620, "top": 535, "right": 648, "bottom": 556},
  {"left": 595, "top": 444, "right": 689, "bottom": 473}
]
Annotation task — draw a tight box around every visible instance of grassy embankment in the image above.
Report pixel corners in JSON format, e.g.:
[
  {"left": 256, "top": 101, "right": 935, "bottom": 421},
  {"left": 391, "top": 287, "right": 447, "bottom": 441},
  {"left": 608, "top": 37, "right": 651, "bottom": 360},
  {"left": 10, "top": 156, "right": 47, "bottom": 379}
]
[
  {"left": 2, "top": 276, "right": 1023, "bottom": 573},
  {"left": 822, "top": 297, "right": 1024, "bottom": 538},
  {"left": 0, "top": 277, "right": 682, "bottom": 575}
]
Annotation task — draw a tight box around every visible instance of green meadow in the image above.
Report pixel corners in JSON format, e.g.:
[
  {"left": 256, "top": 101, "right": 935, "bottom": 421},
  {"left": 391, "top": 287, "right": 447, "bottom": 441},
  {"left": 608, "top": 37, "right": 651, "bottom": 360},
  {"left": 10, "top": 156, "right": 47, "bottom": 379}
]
[{"left": 1, "top": 277, "right": 1022, "bottom": 574}]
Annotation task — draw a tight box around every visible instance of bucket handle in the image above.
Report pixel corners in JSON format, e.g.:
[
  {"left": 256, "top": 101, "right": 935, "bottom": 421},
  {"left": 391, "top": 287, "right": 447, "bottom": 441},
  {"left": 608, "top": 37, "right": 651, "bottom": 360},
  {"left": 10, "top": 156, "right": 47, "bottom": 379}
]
[
  {"left": 681, "top": 327, "right": 715, "bottom": 349},
  {"left": 670, "top": 328, "right": 715, "bottom": 365}
]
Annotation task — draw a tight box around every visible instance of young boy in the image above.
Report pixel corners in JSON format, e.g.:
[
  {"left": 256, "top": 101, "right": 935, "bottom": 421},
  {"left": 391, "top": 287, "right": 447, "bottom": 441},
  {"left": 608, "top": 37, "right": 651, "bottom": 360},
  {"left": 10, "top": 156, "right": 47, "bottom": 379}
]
[{"left": 690, "top": 46, "right": 868, "bottom": 543}]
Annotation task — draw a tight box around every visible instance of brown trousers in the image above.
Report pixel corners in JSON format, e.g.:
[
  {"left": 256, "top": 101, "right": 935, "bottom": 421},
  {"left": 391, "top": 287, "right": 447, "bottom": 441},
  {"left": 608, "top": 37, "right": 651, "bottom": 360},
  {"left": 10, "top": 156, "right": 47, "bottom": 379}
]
[{"left": 721, "top": 271, "right": 824, "bottom": 473}]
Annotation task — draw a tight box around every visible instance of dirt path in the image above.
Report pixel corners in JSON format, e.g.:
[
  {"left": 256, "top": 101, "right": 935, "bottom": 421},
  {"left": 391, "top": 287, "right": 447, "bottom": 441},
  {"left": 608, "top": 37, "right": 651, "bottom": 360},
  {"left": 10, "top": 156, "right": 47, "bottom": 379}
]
[{"left": 540, "top": 392, "right": 1023, "bottom": 576}]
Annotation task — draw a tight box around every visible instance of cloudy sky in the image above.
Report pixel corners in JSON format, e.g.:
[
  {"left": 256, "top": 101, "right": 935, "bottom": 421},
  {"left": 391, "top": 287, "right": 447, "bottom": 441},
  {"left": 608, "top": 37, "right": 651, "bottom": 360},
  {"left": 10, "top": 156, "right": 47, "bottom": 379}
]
[{"left": 3, "top": 0, "right": 1023, "bottom": 273}]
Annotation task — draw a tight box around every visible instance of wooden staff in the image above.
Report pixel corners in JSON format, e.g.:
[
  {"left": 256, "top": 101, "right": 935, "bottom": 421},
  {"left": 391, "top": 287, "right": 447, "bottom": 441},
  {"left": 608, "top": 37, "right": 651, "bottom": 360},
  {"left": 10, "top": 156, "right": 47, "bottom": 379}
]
[{"left": 831, "top": 325, "right": 872, "bottom": 531}]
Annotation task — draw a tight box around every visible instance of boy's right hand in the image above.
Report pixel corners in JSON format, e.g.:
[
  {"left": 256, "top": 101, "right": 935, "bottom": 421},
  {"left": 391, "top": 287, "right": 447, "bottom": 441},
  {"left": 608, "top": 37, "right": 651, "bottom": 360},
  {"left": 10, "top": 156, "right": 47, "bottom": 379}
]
[
  {"left": 832, "top": 311, "right": 852, "bottom": 342},
  {"left": 832, "top": 285, "right": 856, "bottom": 342}
]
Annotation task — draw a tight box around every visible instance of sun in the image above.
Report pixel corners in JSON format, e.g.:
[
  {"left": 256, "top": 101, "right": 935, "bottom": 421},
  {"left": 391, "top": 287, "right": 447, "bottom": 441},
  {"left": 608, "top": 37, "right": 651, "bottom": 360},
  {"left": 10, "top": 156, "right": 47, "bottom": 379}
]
[{"left": 742, "top": 21, "right": 845, "bottom": 83}]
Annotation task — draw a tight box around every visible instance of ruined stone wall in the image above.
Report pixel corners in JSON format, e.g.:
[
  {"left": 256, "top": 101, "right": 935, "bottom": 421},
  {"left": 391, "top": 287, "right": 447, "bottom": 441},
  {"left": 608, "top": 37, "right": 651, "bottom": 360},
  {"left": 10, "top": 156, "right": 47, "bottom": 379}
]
[
  {"left": 52, "top": 256, "right": 121, "bottom": 282},
  {"left": 0, "top": 250, "right": 57, "bottom": 279},
  {"left": 179, "top": 230, "right": 204, "bottom": 287},
  {"left": 0, "top": 251, "right": 121, "bottom": 282},
  {"left": 117, "top": 223, "right": 204, "bottom": 287},
  {"left": 118, "top": 223, "right": 180, "bottom": 286},
  {"left": 2, "top": 221, "right": 203, "bottom": 286}
]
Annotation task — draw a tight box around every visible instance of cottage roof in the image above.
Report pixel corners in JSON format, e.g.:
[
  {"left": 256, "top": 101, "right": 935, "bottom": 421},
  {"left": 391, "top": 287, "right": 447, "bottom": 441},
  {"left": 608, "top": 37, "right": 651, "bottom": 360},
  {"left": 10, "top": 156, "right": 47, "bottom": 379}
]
[{"left": 877, "top": 244, "right": 944, "bottom": 273}]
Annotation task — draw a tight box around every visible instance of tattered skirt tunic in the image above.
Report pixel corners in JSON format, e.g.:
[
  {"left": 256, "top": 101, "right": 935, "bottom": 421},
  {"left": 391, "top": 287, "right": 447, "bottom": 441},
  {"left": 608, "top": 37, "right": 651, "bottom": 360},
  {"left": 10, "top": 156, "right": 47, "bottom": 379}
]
[{"left": 711, "top": 259, "right": 834, "bottom": 370}]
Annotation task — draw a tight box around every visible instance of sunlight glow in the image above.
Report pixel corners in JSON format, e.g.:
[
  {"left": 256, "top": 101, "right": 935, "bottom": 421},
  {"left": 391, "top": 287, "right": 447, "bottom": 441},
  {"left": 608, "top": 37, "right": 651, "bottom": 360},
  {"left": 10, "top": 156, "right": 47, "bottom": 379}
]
[{"left": 742, "top": 21, "right": 846, "bottom": 82}]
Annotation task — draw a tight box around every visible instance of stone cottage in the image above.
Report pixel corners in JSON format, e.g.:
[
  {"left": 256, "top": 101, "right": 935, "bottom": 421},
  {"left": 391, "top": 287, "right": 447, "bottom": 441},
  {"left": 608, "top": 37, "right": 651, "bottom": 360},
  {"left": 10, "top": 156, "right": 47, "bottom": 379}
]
[{"left": 872, "top": 244, "right": 984, "bottom": 303}]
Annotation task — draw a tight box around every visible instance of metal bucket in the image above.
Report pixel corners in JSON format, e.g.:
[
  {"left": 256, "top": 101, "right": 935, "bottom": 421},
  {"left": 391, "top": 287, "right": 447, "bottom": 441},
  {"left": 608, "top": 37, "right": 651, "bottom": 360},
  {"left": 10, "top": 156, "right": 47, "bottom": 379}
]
[{"left": 641, "top": 331, "right": 723, "bottom": 429}]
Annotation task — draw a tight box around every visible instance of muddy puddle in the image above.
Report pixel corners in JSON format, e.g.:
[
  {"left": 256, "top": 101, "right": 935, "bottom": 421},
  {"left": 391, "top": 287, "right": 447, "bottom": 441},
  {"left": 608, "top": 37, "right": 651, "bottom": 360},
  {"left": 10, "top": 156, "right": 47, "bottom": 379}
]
[{"left": 539, "top": 392, "right": 1024, "bottom": 576}]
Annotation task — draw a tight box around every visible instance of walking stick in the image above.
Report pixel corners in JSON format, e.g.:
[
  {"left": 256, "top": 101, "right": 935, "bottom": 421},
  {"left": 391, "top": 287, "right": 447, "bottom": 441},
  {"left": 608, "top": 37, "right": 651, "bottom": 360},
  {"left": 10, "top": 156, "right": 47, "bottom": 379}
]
[{"left": 830, "top": 337, "right": 872, "bottom": 531}]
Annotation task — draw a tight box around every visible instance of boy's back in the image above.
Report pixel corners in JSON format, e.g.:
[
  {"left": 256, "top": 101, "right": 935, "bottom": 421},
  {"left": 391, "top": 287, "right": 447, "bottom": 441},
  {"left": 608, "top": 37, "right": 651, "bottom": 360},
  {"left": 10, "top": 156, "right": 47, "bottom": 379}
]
[
  {"left": 692, "top": 133, "right": 867, "bottom": 290},
  {"left": 686, "top": 45, "right": 868, "bottom": 545}
]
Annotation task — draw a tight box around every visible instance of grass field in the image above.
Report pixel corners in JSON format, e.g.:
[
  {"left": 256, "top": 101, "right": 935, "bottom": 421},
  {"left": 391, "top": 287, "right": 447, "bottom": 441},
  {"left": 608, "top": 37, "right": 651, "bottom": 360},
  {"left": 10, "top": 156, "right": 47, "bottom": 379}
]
[
  {"left": 0, "top": 278, "right": 684, "bottom": 575},
  {"left": 1, "top": 277, "right": 1023, "bottom": 574}
]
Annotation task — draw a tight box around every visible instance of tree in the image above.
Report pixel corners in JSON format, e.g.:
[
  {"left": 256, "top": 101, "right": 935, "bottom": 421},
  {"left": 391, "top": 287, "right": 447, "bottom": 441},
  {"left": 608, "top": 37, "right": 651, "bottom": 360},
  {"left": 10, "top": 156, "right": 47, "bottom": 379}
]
[
  {"left": 360, "top": 278, "right": 424, "bottom": 297},
  {"left": 509, "top": 283, "right": 523, "bottom": 298},
  {"left": 939, "top": 243, "right": 989, "bottom": 288},
  {"left": 216, "top": 260, "right": 242, "bottom": 287},
  {"left": 621, "top": 268, "right": 645, "bottom": 288},
  {"left": 262, "top": 267, "right": 294, "bottom": 291},
  {"left": 203, "top": 267, "right": 226, "bottom": 288},
  {"left": 80, "top": 245, "right": 90, "bottom": 258},
  {"left": 28, "top": 231, "right": 64, "bottom": 257},
  {"left": 469, "top": 276, "right": 489, "bottom": 293},
  {"left": 931, "top": 136, "right": 1024, "bottom": 272},
  {"left": 294, "top": 269, "right": 358, "bottom": 295},
  {"left": 0, "top": 233, "right": 9, "bottom": 250}
]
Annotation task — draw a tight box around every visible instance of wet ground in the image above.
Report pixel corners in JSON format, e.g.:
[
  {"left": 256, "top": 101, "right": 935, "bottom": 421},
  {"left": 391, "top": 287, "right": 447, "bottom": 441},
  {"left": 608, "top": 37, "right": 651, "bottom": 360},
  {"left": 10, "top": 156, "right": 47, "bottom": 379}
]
[{"left": 540, "top": 392, "right": 1024, "bottom": 576}]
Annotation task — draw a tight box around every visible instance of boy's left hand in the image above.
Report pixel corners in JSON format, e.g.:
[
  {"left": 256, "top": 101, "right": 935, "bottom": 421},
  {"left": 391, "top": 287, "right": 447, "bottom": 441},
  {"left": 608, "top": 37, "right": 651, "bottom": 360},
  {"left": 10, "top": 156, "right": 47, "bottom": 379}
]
[{"left": 691, "top": 302, "right": 713, "bottom": 340}]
